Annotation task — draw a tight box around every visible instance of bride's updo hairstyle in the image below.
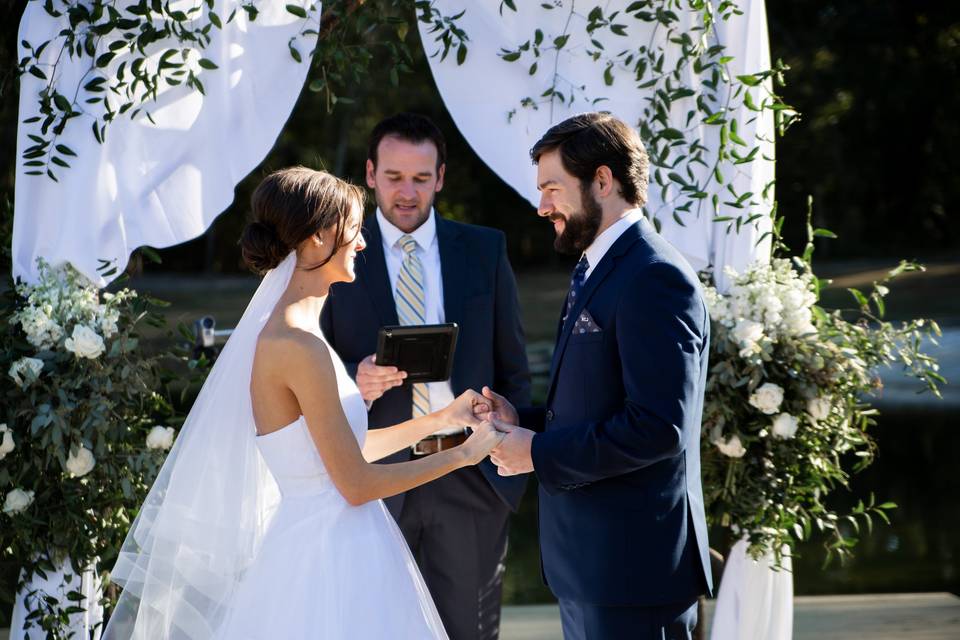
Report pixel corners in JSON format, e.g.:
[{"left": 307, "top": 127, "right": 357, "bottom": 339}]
[{"left": 240, "top": 166, "right": 365, "bottom": 274}]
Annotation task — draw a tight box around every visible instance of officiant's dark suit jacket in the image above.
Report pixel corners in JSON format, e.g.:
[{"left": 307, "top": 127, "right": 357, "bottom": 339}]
[
  {"left": 320, "top": 213, "right": 531, "bottom": 513},
  {"left": 520, "top": 217, "right": 713, "bottom": 606}
]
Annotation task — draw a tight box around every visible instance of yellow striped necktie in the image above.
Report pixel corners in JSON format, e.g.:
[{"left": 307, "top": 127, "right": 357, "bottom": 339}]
[{"left": 395, "top": 235, "right": 430, "bottom": 418}]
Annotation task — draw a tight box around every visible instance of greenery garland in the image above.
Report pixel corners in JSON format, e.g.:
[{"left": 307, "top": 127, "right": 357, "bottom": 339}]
[
  {"left": 17, "top": 0, "right": 322, "bottom": 182},
  {"left": 493, "top": 0, "right": 796, "bottom": 233}
]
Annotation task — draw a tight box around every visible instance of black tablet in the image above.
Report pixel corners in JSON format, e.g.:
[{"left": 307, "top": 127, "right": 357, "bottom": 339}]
[{"left": 376, "top": 323, "right": 459, "bottom": 383}]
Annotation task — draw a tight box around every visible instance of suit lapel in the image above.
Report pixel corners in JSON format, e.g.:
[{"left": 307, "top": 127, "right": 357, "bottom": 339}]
[
  {"left": 356, "top": 216, "right": 399, "bottom": 327},
  {"left": 437, "top": 216, "right": 466, "bottom": 326},
  {"left": 545, "top": 219, "right": 648, "bottom": 402},
  {"left": 437, "top": 216, "right": 467, "bottom": 390}
]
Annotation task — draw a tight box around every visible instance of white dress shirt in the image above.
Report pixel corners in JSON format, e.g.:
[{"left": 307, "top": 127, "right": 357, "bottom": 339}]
[
  {"left": 583, "top": 209, "right": 645, "bottom": 281},
  {"left": 376, "top": 209, "right": 459, "bottom": 435}
]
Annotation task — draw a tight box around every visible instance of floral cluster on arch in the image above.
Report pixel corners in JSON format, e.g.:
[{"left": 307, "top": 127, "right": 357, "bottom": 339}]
[
  {"left": 1, "top": 259, "right": 181, "bottom": 635},
  {"left": 698, "top": 254, "right": 941, "bottom": 565}
]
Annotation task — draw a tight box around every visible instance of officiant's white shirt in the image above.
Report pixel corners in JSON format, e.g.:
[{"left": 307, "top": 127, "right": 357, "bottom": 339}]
[
  {"left": 376, "top": 209, "right": 458, "bottom": 435},
  {"left": 583, "top": 209, "right": 645, "bottom": 280}
]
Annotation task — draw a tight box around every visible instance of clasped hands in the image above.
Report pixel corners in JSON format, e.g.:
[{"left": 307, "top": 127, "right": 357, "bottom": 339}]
[
  {"left": 455, "top": 386, "right": 534, "bottom": 477},
  {"left": 434, "top": 387, "right": 535, "bottom": 476},
  {"left": 359, "top": 353, "right": 534, "bottom": 475}
]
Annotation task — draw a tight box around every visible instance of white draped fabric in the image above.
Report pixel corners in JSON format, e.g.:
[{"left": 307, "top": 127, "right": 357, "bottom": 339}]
[
  {"left": 420, "top": 2, "right": 788, "bottom": 636},
  {"left": 418, "top": 0, "right": 774, "bottom": 291},
  {"left": 9, "top": 559, "right": 103, "bottom": 640},
  {"left": 13, "top": 1, "right": 316, "bottom": 286},
  {"left": 710, "top": 539, "right": 794, "bottom": 640},
  {"left": 10, "top": 2, "right": 316, "bottom": 637}
]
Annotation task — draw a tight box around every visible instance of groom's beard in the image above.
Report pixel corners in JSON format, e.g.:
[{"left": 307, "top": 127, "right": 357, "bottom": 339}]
[{"left": 552, "top": 187, "right": 603, "bottom": 255}]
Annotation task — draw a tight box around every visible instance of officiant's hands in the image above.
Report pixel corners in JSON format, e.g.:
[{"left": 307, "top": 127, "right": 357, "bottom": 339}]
[
  {"left": 356, "top": 354, "right": 407, "bottom": 403},
  {"left": 489, "top": 419, "right": 535, "bottom": 476}
]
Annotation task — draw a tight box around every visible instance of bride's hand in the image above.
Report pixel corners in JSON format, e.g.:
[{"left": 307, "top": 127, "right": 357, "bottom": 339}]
[
  {"left": 473, "top": 386, "right": 518, "bottom": 426},
  {"left": 459, "top": 421, "right": 504, "bottom": 466},
  {"left": 437, "top": 390, "right": 489, "bottom": 431}
]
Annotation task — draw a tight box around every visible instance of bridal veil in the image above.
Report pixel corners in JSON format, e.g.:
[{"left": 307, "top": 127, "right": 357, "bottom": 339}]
[{"left": 104, "top": 253, "right": 296, "bottom": 639}]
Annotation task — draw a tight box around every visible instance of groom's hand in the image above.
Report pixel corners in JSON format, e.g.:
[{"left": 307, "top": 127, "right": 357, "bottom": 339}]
[
  {"left": 472, "top": 386, "right": 519, "bottom": 426},
  {"left": 489, "top": 419, "right": 534, "bottom": 476}
]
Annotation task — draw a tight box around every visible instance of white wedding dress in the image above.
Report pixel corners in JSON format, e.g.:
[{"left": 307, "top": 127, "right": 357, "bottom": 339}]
[
  {"left": 103, "top": 254, "right": 447, "bottom": 639},
  {"left": 216, "top": 339, "right": 448, "bottom": 639}
]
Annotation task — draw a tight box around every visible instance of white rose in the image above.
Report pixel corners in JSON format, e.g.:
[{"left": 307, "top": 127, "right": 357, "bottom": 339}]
[
  {"left": 146, "top": 426, "right": 176, "bottom": 451},
  {"left": 64, "top": 325, "right": 105, "bottom": 359},
  {"left": 65, "top": 447, "right": 96, "bottom": 477},
  {"left": 748, "top": 383, "right": 784, "bottom": 415},
  {"left": 771, "top": 413, "right": 799, "bottom": 440},
  {"left": 8, "top": 357, "right": 44, "bottom": 389},
  {"left": 0, "top": 424, "right": 14, "bottom": 460},
  {"left": 807, "top": 397, "right": 832, "bottom": 422},
  {"left": 732, "top": 319, "right": 764, "bottom": 346},
  {"left": 3, "top": 488, "right": 34, "bottom": 515},
  {"left": 714, "top": 434, "right": 747, "bottom": 458}
]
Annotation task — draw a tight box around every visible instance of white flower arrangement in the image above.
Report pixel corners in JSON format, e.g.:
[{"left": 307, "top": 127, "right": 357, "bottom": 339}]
[
  {"left": 9, "top": 258, "right": 135, "bottom": 357},
  {"left": 1, "top": 257, "right": 186, "bottom": 633},
  {"left": 701, "top": 253, "right": 942, "bottom": 565}
]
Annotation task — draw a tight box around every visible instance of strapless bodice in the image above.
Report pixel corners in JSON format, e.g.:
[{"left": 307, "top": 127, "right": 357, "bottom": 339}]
[
  {"left": 256, "top": 417, "right": 335, "bottom": 497},
  {"left": 255, "top": 337, "right": 368, "bottom": 499}
]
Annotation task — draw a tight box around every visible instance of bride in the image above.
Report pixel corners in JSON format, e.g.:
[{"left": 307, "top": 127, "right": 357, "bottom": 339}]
[{"left": 103, "top": 167, "right": 503, "bottom": 639}]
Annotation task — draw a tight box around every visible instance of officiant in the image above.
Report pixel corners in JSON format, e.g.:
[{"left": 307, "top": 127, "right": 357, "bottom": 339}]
[{"left": 320, "top": 112, "right": 531, "bottom": 640}]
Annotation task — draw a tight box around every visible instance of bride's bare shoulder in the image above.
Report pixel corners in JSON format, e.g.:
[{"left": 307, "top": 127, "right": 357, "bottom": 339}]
[{"left": 255, "top": 325, "right": 334, "bottom": 374}]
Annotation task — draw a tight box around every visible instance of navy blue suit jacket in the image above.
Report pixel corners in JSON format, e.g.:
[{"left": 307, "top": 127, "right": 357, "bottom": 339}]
[
  {"left": 320, "top": 213, "right": 532, "bottom": 512},
  {"left": 522, "top": 217, "right": 713, "bottom": 606}
]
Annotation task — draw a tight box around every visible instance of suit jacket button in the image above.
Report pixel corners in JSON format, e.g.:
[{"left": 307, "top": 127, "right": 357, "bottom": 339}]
[{"left": 546, "top": 410, "right": 554, "bottom": 421}]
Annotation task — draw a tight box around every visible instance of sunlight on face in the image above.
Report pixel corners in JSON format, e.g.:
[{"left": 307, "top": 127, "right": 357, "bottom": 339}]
[
  {"left": 536, "top": 149, "right": 583, "bottom": 238},
  {"left": 336, "top": 199, "right": 366, "bottom": 282},
  {"left": 535, "top": 149, "right": 603, "bottom": 254},
  {"left": 366, "top": 136, "right": 445, "bottom": 233}
]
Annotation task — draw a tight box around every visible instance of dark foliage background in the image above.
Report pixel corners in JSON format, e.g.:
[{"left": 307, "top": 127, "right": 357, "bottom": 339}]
[{"left": 1, "top": 0, "right": 958, "bottom": 273}]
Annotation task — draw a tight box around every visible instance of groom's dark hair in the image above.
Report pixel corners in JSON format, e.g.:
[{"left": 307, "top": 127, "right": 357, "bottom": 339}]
[
  {"left": 368, "top": 113, "right": 447, "bottom": 170},
  {"left": 530, "top": 112, "right": 649, "bottom": 207}
]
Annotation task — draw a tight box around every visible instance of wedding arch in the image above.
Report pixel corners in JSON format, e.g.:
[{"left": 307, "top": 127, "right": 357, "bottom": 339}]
[{"left": 4, "top": 1, "right": 942, "bottom": 638}]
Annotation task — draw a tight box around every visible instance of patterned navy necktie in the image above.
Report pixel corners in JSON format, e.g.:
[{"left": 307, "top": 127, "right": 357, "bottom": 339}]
[{"left": 563, "top": 255, "right": 590, "bottom": 322}]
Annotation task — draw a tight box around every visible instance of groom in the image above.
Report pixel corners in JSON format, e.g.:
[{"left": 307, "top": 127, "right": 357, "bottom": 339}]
[{"left": 481, "top": 113, "right": 713, "bottom": 639}]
